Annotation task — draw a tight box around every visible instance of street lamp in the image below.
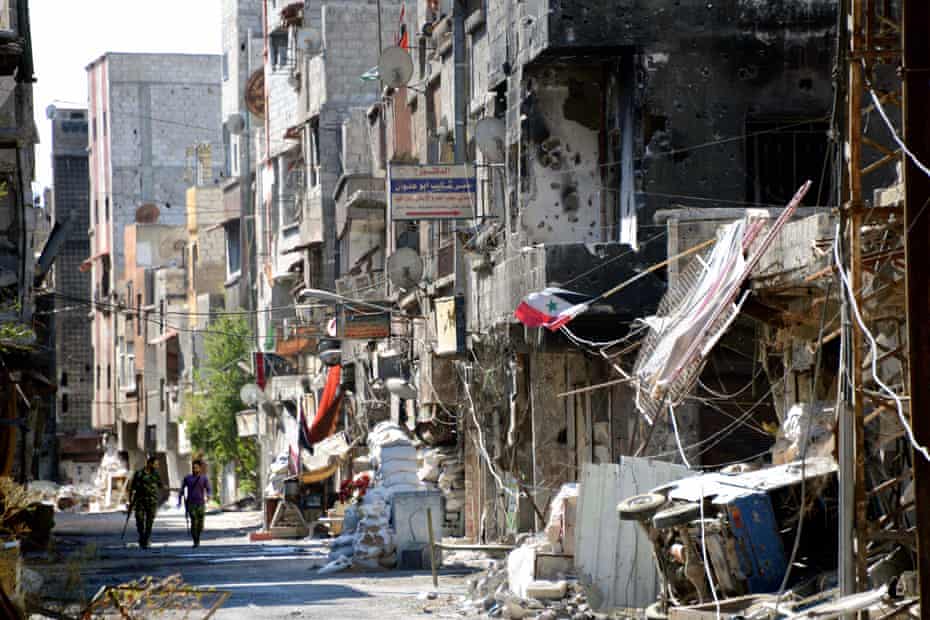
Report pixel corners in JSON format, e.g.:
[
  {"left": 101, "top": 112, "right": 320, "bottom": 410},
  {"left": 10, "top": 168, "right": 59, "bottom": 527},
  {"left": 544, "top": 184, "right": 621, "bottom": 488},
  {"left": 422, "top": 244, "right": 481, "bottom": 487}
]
[{"left": 296, "top": 288, "right": 396, "bottom": 314}]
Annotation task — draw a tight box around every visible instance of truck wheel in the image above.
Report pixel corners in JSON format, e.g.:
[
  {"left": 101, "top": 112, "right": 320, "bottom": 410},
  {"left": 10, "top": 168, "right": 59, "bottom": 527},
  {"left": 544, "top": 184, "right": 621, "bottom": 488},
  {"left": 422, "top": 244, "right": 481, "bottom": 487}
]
[
  {"left": 617, "top": 493, "right": 667, "bottom": 522},
  {"left": 653, "top": 503, "right": 702, "bottom": 529}
]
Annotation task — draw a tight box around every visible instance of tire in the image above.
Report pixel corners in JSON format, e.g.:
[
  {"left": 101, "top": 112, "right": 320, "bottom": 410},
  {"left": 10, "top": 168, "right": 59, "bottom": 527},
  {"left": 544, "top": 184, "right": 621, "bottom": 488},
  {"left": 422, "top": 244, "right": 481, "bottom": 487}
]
[
  {"left": 617, "top": 493, "right": 667, "bottom": 522},
  {"left": 652, "top": 503, "right": 702, "bottom": 529},
  {"left": 645, "top": 601, "right": 668, "bottom": 620}
]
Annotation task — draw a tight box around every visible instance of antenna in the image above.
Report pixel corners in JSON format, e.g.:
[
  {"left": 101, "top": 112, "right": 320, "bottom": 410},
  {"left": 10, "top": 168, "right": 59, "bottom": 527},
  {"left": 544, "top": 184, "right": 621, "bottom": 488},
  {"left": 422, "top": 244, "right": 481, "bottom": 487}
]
[
  {"left": 474, "top": 117, "right": 506, "bottom": 163},
  {"left": 386, "top": 247, "right": 424, "bottom": 290},
  {"left": 45, "top": 104, "right": 57, "bottom": 121},
  {"left": 378, "top": 46, "right": 414, "bottom": 89}
]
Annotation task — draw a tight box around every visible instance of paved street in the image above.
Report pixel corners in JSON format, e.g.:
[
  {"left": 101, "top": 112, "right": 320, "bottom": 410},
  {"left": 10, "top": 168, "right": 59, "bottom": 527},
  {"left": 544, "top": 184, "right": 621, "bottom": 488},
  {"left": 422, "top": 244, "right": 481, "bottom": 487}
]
[{"left": 28, "top": 509, "right": 473, "bottom": 619}]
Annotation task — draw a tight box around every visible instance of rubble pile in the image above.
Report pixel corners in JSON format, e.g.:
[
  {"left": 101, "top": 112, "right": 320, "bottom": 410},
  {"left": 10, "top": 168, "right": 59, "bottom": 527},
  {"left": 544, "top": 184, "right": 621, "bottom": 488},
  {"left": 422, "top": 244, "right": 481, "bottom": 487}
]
[
  {"left": 459, "top": 560, "right": 598, "bottom": 619},
  {"left": 417, "top": 445, "right": 465, "bottom": 534},
  {"left": 25, "top": 481, "right": 97, "bottom": 513},
  {"left": 91, "top": 444, "right": 129, "bottom": 510}
]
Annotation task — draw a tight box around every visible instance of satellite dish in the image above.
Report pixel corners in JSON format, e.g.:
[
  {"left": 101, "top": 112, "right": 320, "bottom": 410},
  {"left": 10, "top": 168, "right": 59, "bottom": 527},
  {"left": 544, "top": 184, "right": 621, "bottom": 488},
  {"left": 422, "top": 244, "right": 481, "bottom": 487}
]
[
  {"left": 45, "top": 104, "right": 57, "bottom": 120},
  {"left": 385, "top": 377, "right": 418, "bottom": 400},
  {"left": 475, "top": 117, "right": 506, "bottom": 163},
  {"left": 378, "top": 46, "right": 414, "bottom": 89},
  {"left": 386, "top": 247, "right": 423, "bottom": 290},
  {"left": 226, "top": 113, "right": 245, "bottom": 135},
  {"left": 135, "top": 203, "right": 160, "bottom": 224},
  {"left": 240, "top": 383, "right": 263, "bottom": 406}
]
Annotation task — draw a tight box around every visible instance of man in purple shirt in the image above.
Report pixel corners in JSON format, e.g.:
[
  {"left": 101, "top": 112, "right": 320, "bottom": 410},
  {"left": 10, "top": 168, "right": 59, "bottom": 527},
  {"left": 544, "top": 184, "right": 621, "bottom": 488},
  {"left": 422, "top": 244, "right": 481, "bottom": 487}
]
[{"left": 178, "top": 459, "right": 212, "bottom": 547}]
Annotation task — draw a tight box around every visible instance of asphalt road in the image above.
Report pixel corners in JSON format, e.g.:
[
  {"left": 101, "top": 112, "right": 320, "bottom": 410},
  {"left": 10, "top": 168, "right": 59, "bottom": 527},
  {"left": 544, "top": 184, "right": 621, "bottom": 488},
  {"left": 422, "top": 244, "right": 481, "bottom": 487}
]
[{"left": 28, "top": 508, "right": 474, "bottom": 619}]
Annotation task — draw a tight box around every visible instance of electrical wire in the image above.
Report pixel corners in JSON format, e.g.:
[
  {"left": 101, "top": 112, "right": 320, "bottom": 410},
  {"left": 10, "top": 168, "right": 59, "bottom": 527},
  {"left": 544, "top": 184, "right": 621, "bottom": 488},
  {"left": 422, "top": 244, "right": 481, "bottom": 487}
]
[
  {"left": 456, "top": 359, "right": 518, "bottom": 499},
  {"left": 668, "top": 399, "right": 692, "bottom": 469},
  {"left": 833, "top": 222, "right": 930, "bottom": 462}
]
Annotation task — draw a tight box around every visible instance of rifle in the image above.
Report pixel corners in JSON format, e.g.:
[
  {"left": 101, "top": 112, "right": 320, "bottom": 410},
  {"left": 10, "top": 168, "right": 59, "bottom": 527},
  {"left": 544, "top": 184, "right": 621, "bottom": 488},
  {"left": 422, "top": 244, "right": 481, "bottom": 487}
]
[{"left": 121, "top": 496, "right": 134, "bottom": 540}]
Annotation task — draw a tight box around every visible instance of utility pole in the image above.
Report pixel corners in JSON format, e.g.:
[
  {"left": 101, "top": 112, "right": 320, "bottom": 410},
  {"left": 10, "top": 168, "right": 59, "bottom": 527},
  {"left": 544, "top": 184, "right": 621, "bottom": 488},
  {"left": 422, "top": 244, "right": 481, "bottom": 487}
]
[
  {"left": 844, "top": 0, "right": 910, "bottom": 600},
  {"left": 901, "top": 0, "right": 930, "bottom": 603}
]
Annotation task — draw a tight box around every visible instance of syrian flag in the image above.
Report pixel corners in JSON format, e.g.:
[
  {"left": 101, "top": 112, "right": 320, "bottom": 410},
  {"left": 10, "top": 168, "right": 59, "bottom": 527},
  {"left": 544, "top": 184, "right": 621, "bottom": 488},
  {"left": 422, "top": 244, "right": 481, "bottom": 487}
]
[{"left": 514, "top": 288, "right": 590, "bottom": 331}]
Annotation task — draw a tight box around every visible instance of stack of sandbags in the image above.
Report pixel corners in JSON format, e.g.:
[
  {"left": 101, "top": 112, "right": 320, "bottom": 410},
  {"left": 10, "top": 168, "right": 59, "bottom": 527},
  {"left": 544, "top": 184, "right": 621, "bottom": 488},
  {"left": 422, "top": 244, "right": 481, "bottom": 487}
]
[
  {"left": 368, "top": 422, "right": 422, "bottom": 494},
  {"left": 418, "top": 446, "right": 465, "bottom": 535},
  {"left": 352, "top": 491, "right": 396, "bottom": 569}
]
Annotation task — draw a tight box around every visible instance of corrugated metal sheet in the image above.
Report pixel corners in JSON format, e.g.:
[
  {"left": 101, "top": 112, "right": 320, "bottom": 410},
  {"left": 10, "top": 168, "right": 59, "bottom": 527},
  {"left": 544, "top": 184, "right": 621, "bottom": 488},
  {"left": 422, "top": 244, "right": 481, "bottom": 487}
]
[{"left": 574, "top": 458, "right": 691, "bottom": 610}]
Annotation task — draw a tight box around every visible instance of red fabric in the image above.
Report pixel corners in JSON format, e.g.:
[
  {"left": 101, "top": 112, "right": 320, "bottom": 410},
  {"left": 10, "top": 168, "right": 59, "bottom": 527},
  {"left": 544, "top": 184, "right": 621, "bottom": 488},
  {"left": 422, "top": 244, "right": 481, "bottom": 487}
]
[
  {"left": 307, "top": 365, "right": 342, "bottom": 444},
  {"left": 255, "top": 352, "right": 266, "bottom": 389}
]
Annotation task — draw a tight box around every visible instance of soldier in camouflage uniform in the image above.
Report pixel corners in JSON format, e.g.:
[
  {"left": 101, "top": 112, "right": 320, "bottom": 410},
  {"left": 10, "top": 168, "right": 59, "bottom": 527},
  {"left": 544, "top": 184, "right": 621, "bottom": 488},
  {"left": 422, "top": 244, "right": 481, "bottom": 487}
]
[{"left": 128, "top": 456, "right": 162, "bottom": 549}]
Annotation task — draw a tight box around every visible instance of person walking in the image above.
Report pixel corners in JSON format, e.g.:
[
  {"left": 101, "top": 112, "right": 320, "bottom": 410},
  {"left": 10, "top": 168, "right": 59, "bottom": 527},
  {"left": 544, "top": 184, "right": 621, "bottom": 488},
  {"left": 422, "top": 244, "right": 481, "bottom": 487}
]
[
  {"left": 128, "top": 455, "right": 162, "bottom": 549},
  {"left": 179, "top": 459, "right": 212, "bottom": 547}
]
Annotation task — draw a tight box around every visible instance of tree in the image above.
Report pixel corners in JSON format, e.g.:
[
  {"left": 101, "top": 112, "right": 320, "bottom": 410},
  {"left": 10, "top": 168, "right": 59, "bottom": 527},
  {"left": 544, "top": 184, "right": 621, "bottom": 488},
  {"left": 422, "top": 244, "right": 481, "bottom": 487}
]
[{"left": 184, "top": 315, "right": 257, "bottom": 496}]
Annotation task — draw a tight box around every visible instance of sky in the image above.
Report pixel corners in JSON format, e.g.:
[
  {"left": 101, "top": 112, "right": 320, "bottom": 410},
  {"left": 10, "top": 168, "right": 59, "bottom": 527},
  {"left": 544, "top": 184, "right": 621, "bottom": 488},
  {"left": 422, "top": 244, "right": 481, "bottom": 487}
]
[{"left": 30, "top": 0, "right": 223, "bottom": 199}]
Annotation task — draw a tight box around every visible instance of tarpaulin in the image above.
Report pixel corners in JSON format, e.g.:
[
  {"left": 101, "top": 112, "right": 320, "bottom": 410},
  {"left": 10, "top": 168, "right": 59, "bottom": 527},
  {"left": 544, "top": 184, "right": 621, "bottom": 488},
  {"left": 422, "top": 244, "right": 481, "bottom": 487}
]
[{"left": 305, "top": 365, "right": 343, "bottom": 445}]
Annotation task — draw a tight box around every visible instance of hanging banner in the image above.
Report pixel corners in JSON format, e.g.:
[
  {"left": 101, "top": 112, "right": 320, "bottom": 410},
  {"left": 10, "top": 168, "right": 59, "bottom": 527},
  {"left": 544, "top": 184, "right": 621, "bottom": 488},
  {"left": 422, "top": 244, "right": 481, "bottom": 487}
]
[{"left": 389, "top": 164, "right": 476, "bottom": 220}]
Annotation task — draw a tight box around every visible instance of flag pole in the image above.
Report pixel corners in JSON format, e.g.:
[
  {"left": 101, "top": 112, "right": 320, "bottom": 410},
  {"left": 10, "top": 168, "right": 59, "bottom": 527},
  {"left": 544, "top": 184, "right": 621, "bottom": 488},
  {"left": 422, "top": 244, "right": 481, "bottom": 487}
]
[{"left": 593, "top": 237, "right": 716, "bottom": 303}]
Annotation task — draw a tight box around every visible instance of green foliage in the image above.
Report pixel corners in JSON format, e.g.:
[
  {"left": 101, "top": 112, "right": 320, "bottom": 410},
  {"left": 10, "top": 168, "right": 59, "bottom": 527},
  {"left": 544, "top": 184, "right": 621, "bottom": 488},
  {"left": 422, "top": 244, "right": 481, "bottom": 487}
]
[{"left": 183, "top": 316, "right": 258, "bottom": 496}]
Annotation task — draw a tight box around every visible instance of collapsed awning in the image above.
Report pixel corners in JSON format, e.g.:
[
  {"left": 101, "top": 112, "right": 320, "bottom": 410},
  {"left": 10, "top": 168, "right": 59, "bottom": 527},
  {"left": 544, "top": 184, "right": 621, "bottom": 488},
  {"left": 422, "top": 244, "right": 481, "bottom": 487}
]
[
  {"left": 148, "top": 329, "right": 178, "bottom": 345},
  {"left": 79, "top": 250, "right": 110, "bottom": 272},
  {"left": 304, "top": 365, "right": 343, "bottom": 446}
]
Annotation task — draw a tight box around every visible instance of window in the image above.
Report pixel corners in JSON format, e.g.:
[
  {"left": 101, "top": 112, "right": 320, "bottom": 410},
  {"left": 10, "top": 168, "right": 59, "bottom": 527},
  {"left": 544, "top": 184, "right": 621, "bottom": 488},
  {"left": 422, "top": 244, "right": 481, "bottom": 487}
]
[
  {"left": 107, "top": 364, "right": 111, "bottom": 390},
  {"left": 160, "top": 378, "right": 166, "bottom": 412},
  {"left": 222, "top": 51, "right": 229, "bottom": 81},
  {"left": 61, "top": 372, "right": 68, "bottom": 387},
  {"left": 746, "top": 118, "right": 830, "bottom": 206},
  {"left": 104, "top": 196, "right": 109, "bottom": 221},
  {"left": 101, "top": 255, "right": 110, "bottom": 297},
  {"left": 94, "top": 199, "right": 99, "bottom": 223},
  {"left": 92, "top": 117, "right": 97, "bottom": 141},
  {"left": 136, "top": 293, "right": 142, "bottom": 336},
  {"left": 225, "top": 220, "right": 242, "bottom": 278},
  {"left": 62, "top": 394, "right": 69, "bottom": 413},
  {"left": 96, "top": 365, "right": 100, "bottom": 388},
  {"left": 308, "top": 120, "right": 321, "bottom": 186},
  {"left": 159, "top": 299, "right": 165, "bottom": 332},
  {"left": 271, "top": 32, "right": 290, "bottom": 71},
  {"left": 103, "top": 111, "right": 107, "bottom": 136}
]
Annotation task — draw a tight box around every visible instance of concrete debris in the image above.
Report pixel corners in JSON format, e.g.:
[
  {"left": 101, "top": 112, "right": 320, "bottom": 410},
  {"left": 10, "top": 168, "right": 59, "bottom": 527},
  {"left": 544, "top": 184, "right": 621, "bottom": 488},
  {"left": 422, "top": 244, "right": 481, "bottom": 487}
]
[
  {"left": 772, "top": 402, "right": 835, "bottom": 465},
  {"left": 90, "top": 443, "right": 129, "bottom": 511}
]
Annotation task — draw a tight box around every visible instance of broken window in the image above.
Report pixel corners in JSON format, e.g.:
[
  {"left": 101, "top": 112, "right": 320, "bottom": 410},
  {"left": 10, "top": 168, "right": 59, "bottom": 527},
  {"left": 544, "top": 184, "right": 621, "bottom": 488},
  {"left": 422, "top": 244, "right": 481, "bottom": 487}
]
[{"left": 746, "top": 119, "right": 830, "bottom": 206}]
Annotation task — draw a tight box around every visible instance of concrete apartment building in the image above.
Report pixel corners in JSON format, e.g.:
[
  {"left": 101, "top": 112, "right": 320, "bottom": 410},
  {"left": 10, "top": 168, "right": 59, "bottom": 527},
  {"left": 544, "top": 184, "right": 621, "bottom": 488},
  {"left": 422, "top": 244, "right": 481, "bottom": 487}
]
[
  {"left": 48, "top": 107, "right": 102, "bottom": 483},
  {"left": 85, "top": 53, "right": 224, "bottom": 437},
  {"left": 254, "top": 0, "right": 402, "bottom": 353},
  {"left": 220, "top": 0, "right": 262, "bottom": 313},
  {"left": 227, "top": 0, "right": 840, "bottom": 542}
]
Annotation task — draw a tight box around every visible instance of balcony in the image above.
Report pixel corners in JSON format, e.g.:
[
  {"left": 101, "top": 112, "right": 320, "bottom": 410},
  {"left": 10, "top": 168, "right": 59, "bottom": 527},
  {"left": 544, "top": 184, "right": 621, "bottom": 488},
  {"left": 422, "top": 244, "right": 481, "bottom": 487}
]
[{"left": 334, "top": 174, "right": 386, "bottom": 237}]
